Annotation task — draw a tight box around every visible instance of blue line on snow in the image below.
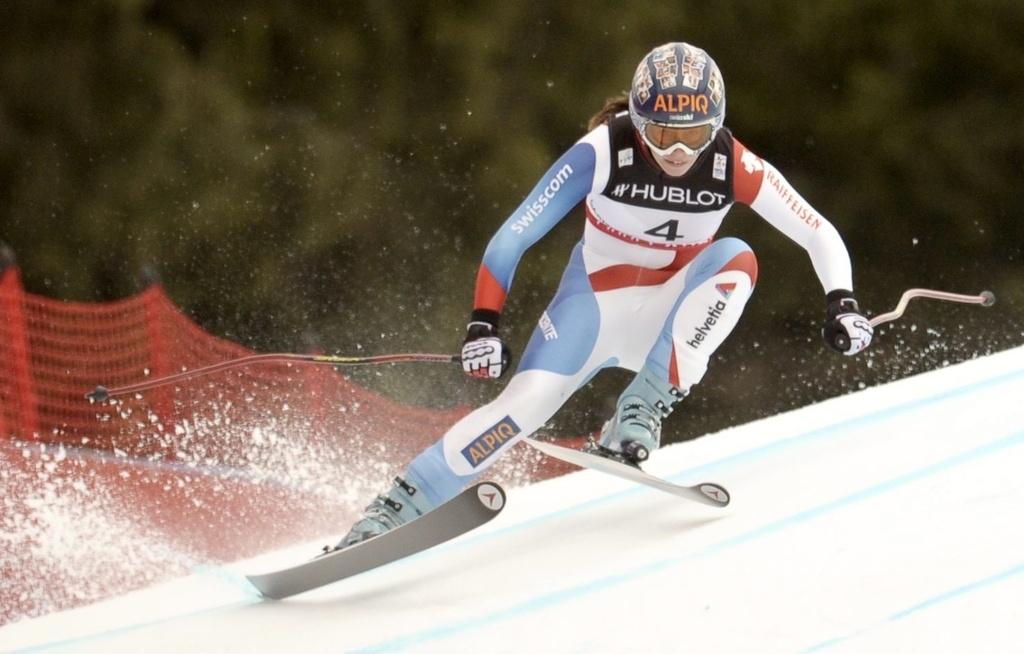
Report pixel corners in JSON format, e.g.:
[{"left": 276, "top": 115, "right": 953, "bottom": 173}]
[
  {"left": 888, "top": 562, "right": 1024, "bottom": 621},
  {"left": 7, "top": 599, "right": 263, "bottom": 654},
  {"left": 354, "top": 428, "right": 1024, "bottom": 653},
  {"left": 801, "top": 562, "right": 1024, "bottom": 653},
  {"left": 664, "top": 363, "right": 1024, "bottom": 485}
]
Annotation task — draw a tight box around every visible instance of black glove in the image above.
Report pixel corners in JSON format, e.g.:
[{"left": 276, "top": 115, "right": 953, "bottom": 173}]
[
  {"left": 461, "top": 310, "right": 511, "bottom": 379},
  {"left": 822, "top": 291, "right": 873, "bottom": 356}
]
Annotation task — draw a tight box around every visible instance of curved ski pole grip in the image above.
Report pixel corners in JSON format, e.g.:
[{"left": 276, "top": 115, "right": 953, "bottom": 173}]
[
  {"left": 87, "top": 352, "right": 462, "bottom": 402},
  {"left": 870, "top": 289, "right": 995, "bottom": 328}
]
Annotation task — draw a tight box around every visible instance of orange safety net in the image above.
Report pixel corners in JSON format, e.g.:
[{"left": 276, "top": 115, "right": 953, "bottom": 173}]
[
  {"left": 1, "top": 265, "right": 584, "bottom": 625},
  {"left": 0, "top": 266, "right": 579, "bottom": 473}
]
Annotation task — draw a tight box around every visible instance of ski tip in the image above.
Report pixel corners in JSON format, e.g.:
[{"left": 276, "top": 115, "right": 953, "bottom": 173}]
[
  {"left": 698, "top": 483, "right": 730, "bottom": 507},
  {"left": 245, "top": 573, "right": 286, "bottom": 600},
  {"left": 475, "top": 482, "right": 506, "bottom": 513}
]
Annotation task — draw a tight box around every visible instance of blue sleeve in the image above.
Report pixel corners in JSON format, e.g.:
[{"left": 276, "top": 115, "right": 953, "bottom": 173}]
[{"left": 478, "top": 142, "right": 597, "bottom": 302}]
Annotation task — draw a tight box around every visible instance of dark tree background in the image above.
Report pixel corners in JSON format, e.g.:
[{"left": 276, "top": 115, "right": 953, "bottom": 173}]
[{"left": 2, "top": 1, "right": 1022, "bottom": 443}]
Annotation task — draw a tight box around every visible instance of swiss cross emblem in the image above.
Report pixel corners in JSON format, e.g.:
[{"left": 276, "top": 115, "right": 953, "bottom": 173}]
[{"left": 741, "top": 150, "right": 764, "bottom": 174}]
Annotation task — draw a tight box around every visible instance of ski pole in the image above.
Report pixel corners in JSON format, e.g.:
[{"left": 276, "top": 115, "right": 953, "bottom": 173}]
[
  {"left": 870, "top": 288, "right": 995, "bottom": 328},
  {"left": 86, "top": 352, "right": 461, "bottom": 403},
  {"left": 827, "top": 288, "right": 993, "bottom": 353},
  {"left": 87, "top": 288, "right": 994, "bottom": 402}
]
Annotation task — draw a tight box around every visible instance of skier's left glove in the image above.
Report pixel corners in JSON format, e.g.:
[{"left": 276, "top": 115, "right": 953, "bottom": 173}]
[
  {"left": 822, "top": 292, "right": 873, "bottom": 356},
  {"left": 461, "top": 310, "right": 511, "bottom": 379}
]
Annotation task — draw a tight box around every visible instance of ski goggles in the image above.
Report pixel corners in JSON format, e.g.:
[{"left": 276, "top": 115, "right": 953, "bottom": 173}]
[{"left": 641, "top": 122, "right": 714, "bottom": 157}]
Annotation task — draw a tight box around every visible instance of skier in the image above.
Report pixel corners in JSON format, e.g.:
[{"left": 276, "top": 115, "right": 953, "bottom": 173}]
[{"left": 336, "top": 42, "right": 873, "bottom": 548}]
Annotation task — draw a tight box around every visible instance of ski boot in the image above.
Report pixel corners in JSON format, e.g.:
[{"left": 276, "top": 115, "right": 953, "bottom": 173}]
[
  {"left": 586, "top": 367, "right": 685, "bottom": 467},
  {"left": 331, "top": 476, "right": 436, "bottom": 552}
]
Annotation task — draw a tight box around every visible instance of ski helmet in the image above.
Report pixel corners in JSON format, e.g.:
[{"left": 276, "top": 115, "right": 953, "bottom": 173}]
[{"left": 629, "top": 42, "right": 726, "bottom": 156}]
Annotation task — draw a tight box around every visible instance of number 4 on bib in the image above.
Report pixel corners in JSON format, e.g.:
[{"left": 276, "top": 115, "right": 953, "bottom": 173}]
[{"left": 645, "top": 219, "right": 682, "bottom": 242}]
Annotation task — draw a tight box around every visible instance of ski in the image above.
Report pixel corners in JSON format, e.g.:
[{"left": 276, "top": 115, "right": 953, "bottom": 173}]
[
  {"left": 527, "top": 438, "right": 729, "bottom": 507},
  {"left": 246, "top": 481, "right": 506, "bottom": 599}
]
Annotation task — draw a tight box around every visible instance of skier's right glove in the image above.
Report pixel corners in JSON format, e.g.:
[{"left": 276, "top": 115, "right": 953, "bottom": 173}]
[
  {"left": 822, "top": 291, "right": 874, "bottom": 356},
  {"left": 461, "top": 310, "right": 511, "bottom": 379}
]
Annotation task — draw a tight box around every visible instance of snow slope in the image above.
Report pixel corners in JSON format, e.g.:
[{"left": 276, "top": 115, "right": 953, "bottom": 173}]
[{"left": 3, "top": 346, "right": 1023, "bottom": 653}]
